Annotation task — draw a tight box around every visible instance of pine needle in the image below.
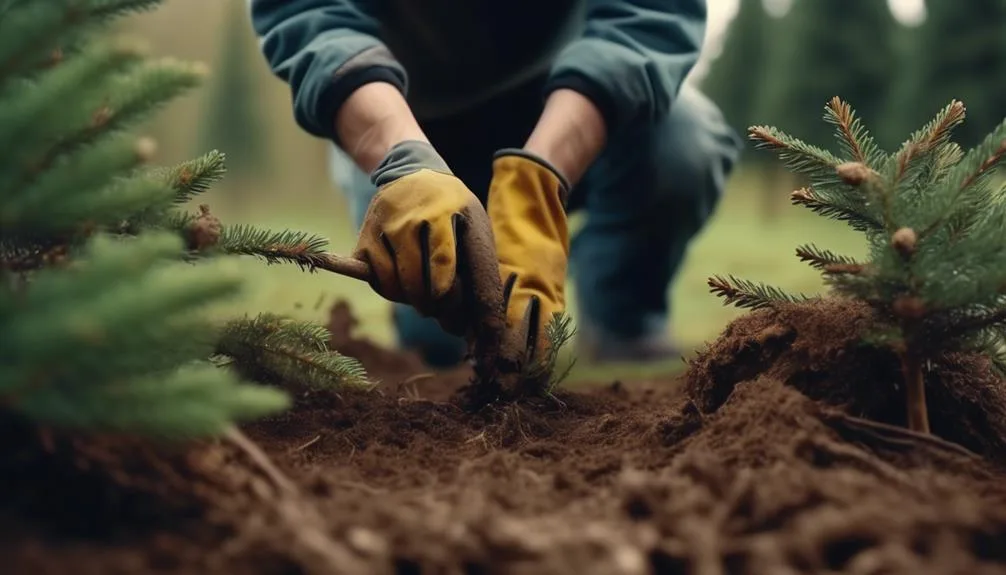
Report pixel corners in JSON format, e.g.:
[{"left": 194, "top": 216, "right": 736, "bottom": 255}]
[
  {"left": 217, "top": 313, "right": 371, "bottom": 391},
  {"left": 749, "top": 125, "right": 845, "bottom": 183},
  {"left": 707, "top": 275, "right": 810, "bottom": 310},
  {"left": 521, "top": 312, "right": 577, "bottom": 395},
  {"left": 789, "top": 187, "right": 883, "bottom": 233},
  {"left": 148, "top": 149, "right": 227, "bottom": 204},
  {"left": 795, "top": 243, "right": 862, "bottom": 271},
  {"left": 823, "top": 96, "right": 885, "bottom": 166},
  {"left": 216, "top": 224, "right": 332, "bottom": 270},
  {"left": 889, "top": 100, "right": 967, "bottom": 185}
]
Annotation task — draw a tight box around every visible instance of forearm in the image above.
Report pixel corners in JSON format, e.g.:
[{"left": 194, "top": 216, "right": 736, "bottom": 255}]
[
  {"left": 250, "top": 0, "right": 408, "bottom": 142},
  {"left": 335, "top": 82, "right": 429, "bottom": 173},
  {"left": 524, "top": 89, "right": 607, "bottom": 186}
]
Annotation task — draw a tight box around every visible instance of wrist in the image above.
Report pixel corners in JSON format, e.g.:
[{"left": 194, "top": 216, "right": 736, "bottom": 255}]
[
  {"left": 523, "top": 89, "right": 606, "bottom": 185},
  {"left": 335, "top": 82, "right": 429, "bottom": 173}
]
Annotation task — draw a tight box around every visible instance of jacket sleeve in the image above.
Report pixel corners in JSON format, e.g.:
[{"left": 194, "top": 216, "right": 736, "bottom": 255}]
[
  {"left": 544, "top": 0, "right": 706, "bottom": 135},
  {"left": 249, "top": 0, "right": 407, "bottom": 141}
]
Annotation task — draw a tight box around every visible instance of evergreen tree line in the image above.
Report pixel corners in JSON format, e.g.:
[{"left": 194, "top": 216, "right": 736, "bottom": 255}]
[{"left": 702, "top": 0, "right": 1006, "bottom": 160}]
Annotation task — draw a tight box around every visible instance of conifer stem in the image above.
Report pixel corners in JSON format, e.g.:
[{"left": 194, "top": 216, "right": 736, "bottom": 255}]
[
  {"left": 312, "top": 253, "right": 371, "bottom": 282},
  {"left": 899, "top": 350, "right": 930, "bottom": 434}
]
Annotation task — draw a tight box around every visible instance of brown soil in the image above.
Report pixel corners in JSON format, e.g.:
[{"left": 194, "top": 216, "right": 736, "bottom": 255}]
[{"left": 3, "top": 297, "right": 1006, "bottom": 574}]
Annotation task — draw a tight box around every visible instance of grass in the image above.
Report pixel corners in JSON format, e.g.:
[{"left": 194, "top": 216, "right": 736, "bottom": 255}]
[{"left": 197, "top": 165, "right": 865, "bottom": 383}]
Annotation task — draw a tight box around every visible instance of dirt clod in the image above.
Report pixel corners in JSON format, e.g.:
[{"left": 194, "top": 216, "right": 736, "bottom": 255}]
[{"left": 2, "top": 297, "right": 1006, "bottom": 574}]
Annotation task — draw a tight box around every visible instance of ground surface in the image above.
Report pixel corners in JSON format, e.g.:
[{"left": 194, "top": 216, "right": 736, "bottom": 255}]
[{"left": 3, "top": 298, "right": 1006, "bottom": 574}]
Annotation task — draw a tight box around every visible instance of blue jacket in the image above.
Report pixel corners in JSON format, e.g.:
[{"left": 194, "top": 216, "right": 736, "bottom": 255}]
[{"left": 249, "top": 0, "right": 707, "bottom": 144}]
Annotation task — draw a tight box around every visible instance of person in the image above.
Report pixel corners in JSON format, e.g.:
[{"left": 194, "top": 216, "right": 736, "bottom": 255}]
[{"left": 249, "top": 0, "right": 742, "bottom": 368}]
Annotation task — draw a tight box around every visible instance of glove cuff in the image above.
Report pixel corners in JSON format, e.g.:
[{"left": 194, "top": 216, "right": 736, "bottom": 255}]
[
  {"left": 493, "top": 148, "right": 571, "bottom": 206},
  {"left": 372, "top": 140, "right": 452, "bottom": 188}
]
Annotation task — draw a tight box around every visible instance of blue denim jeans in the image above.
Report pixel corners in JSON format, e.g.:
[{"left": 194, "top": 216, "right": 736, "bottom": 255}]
[{"left": 330, "top": 80, "right": 742, "bottom": 366}]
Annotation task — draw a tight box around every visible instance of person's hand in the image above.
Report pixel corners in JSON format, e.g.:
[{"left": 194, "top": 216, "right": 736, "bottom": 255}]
[
  {"left": 486, "top": 149, "right": 571, "bottom": 363},
  {"left": 353, "top": 140, "right": 496, "bottom": 336}
]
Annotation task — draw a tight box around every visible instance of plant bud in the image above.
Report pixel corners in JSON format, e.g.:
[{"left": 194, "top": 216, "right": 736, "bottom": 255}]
[
  {"left": 790, "top": 187, "right": 814, "bottom": 202},
  {"left": 186, "top": 204, "right": 222, "bottom": 251},
  {"left": 891, "top": 227, "right": 917, "bottom": 258},
  {"left": 836, "top": 162, "right": 873, "bottom": 185},
  {"left": 134, "top": 137, "right": 158, "bottom": 162}
]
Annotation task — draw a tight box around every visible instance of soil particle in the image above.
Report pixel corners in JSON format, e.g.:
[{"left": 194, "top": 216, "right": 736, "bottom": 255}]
[{"left": 2, "top": 297, "right": 1006, "bottom": 574}]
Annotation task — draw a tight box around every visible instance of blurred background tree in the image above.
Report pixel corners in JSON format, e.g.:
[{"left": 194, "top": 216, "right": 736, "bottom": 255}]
[
  {"left": 194, "top": 0, "right": 270, "bottom": 202},
  {"left": 701, "top": 0, "right": 772, "bottom": 152},
  {"left": 890, "top": 0, "right": 1006, "bottom": 148},
  {"left": 753, "top": 0, "right": 899, "bottom": 151}
]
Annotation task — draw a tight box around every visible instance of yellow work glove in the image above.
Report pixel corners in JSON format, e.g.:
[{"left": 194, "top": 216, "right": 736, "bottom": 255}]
[
  {"left": 353, "top": 140, "right": 495, "bottom": 336},
  {"left": 487, "top": 149, "right": 571, "bottom": 363}
]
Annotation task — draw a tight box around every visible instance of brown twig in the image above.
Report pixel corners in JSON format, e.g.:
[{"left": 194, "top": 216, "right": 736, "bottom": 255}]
[
  {"left": 222, "top": 426, "right": 375, "bottom": 573},
  {"left": 899, "top": 349, "right": 930, "bottom": 434},
  {"left": 310, "top": 253, "right": 371, "bottom": 282},
  {"left": 830, "top": 412, "right": 977, "bottom": 459}
]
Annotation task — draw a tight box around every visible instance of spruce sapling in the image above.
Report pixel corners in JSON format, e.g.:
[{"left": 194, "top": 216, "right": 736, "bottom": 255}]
[
  {"left": 0, "top": 0, "right": 368, "bottom": 440},
  {"left": 708, "top": 96, "right": 1006, "bottom": 434}
]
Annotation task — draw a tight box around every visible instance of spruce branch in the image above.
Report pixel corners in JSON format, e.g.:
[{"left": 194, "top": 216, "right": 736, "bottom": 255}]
[
  {"left": 216, "top": 314, "right": 371, "bottom": 391},
  {"left": 916, "top": 120, "right": 1006, "bottom": 240},
  {"left": 0, "top": 39, "right": 145, "bottom": 153},
  {"left": 0, "top": 0, "right": 161, "bottom": 77},
  {"left": 789, "top": 187, "right": 883, "bottom": 232},
  {"left": 824, "top": 96, "right": 885, "bottom": 166},
  {"left": 13, "top": 362, "right": 289, "bottom": 439},
  {"left": 1, "top": 136, "right": 171, "bottom": 237},
  {"left": 148, "top": 149, "right": 227, "bottom": 204},
  {"left": 795, "top": 243, "right": 862, "bottom": 271},
  {"left": 749, "top": 125, "right": 845, "bottom": 183},
  {"left": 707, "top": 275, "right": 810, "bottom": 310},
  {"left": 0, "top": 232, "right": 289, "bottom": 438},
  {"left": 216, "top": 223, "right": 329, "bottom": 268},
  {"left": 213, "top": 221, "right": 371, "bottom": 280},
  {"left": 890, "top": 100, "right": 966, "bottom": 185}
]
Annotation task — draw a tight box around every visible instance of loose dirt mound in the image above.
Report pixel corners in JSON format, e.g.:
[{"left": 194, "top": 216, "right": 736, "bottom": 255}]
[
  {"left": 685, "top": 297, "right": 1006, "bottom": 460},
  {"left": 2, "top": 298, "right": 1006, "bottom": 574}
]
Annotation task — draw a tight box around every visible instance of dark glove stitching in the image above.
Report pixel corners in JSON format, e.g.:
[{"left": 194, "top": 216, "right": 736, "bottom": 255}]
[
  {"left": 418, "top": 220, "right": 432, "bottom": 301},
  {"left": 526, "top": 295, "right": 541, "bottom": 362},
  {"left": 379, "top": 232, "right": 403, "bottom": 301},
  {"left": 502, "top": 272, "right": 518, "bottom": 309}
]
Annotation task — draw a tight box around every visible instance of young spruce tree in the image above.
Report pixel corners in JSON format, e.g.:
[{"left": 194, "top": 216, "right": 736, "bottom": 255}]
[
  {"left": 0, "top": 0, "right": 368, "bottom": 440},
  {"left": 709, "top": 97, "right": 1006, "bottom": 435}
]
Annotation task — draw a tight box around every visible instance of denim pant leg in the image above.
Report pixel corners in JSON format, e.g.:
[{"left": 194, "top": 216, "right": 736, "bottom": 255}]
[
  {"left": 569, "top": 84, "right": 742, "bottom": 340},
  {"left": 329, "top": 145, "right": 468, "bottom": 367}
]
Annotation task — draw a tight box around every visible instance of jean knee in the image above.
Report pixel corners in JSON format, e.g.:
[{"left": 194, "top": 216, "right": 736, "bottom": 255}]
[
  {"left": 652, "top": 86, "right": 743, "bottom": 212},
  {"left": 329, "top": 144, "right": 378, "bottom": 230},
  {"left": 392, "top": 304, "right": 466, "bottom": 367}
]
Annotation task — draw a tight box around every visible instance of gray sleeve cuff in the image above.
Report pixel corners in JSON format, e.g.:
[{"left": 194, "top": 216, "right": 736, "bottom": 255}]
[{"left": 371, "top": 140, "right": 452, "bottom": 187}]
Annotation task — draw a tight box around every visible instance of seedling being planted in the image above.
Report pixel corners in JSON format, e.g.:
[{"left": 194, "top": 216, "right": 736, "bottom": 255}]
[{"left": 708, "top": 96, "right": 1006, "bottom": 434}]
